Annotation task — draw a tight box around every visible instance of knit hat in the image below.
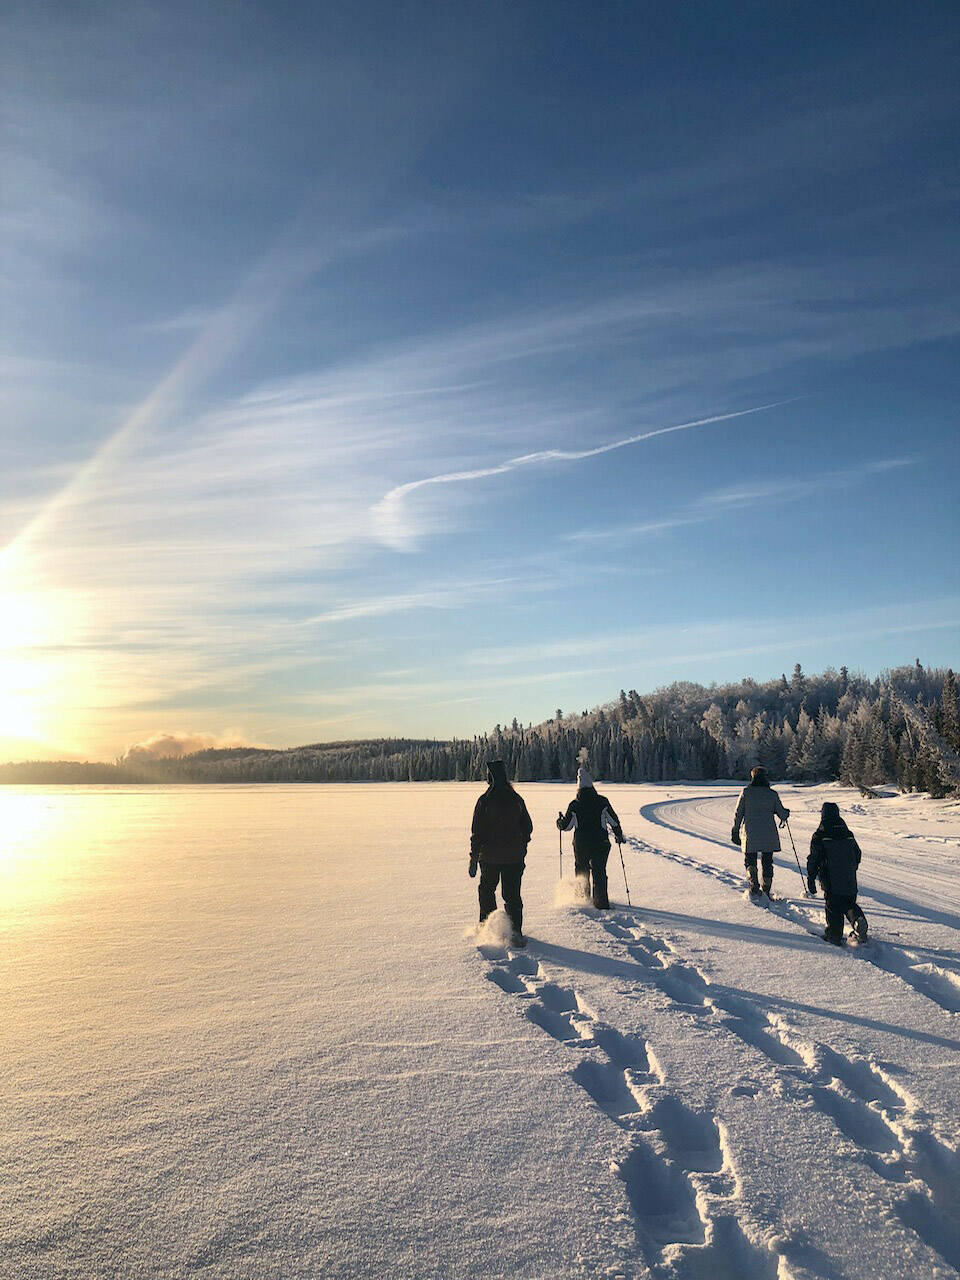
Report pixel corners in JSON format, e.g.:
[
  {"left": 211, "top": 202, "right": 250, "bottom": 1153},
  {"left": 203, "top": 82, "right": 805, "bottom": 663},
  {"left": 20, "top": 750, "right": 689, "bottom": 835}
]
[
  {"left": 577, "top": 766, "right": 594, "bottom": 789},
  {"left": 750, "top": 766, "right": 768, "bottom": 784}
]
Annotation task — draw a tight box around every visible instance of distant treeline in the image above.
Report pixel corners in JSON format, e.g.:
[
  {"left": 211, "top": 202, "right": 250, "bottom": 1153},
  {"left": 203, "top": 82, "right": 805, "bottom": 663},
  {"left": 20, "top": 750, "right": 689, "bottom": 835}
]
[{"left": 2, "top": 662, "right": 958, "bottom": 795}]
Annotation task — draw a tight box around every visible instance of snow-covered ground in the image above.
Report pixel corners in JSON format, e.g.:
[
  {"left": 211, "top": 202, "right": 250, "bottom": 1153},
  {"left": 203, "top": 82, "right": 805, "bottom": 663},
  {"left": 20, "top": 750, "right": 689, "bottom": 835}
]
[{"left": 1, "top": 782, "right": 959, "bottom": 1279}]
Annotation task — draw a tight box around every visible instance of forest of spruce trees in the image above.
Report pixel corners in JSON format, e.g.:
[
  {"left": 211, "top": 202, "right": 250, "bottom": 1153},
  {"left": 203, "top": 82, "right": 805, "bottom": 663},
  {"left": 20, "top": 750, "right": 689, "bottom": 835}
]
[{"left": 3, "top": 661, "right": 958, "bottom": 795}]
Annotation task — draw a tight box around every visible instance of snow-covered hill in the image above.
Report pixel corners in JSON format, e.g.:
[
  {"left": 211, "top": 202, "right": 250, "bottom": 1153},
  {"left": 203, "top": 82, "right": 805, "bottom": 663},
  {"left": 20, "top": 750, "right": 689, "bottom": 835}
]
[{"left": 1, "top": 782, "right": 958, "bottom": 1278}]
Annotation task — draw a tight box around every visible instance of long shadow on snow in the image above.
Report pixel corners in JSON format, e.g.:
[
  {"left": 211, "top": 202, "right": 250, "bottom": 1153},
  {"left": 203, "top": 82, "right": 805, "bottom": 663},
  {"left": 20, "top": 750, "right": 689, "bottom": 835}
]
[
  {"left": 531, "top": 929, "right": 960, "bottom": 1055},
  {"left": 642, "top": 797, "right": 960, "bottom": 935},
  {"left": 640, "top": 906, "right": 960, "bottom": 968},
  {"left": 635, "top": 907, "right": 823, "bottom": 955}
]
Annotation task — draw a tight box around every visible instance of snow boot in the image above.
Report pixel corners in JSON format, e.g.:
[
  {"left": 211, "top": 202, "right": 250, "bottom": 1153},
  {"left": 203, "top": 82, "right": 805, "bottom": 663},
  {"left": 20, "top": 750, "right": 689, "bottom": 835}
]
[
  {"left": 511, "top": 933, "right": 528, "bottom": 949},
  {"left": 849, "top": 908, "right": 868, "bottom": 942},
  {"left": 821, "top": 931, "right": 846, "bottom": 947},
  {"left": 747, "top": 866, "right": 761, "bottom": 898}
]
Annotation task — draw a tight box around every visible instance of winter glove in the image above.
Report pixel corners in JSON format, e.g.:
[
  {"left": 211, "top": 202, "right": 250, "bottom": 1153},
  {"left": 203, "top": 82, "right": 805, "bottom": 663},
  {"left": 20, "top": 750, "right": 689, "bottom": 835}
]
[
  {"left": 731, "top": 828, "right": 740, "bottom": 846},
  {"left": 556, "top": 814, "right": 564, "bottom": 830},
  {"left": 468, "top": 857, "right": 478, "bottom": 879},
  {"left": 807, "top": 878, "right": 817, "bottom": 897}
]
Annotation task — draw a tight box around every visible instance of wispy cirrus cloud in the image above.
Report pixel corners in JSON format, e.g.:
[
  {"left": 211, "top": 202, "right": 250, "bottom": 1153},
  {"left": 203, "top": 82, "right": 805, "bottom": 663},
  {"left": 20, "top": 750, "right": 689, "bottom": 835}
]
[
  {"left": 372, "top": 401, "right": 791, "bottom": 550},
  {"left": 698, "top": 458, "right": 914, "bottom": 509},
  {"left": 564, "top": 457, "right": 915, "bottom": 544},
  {"left": 564, "top": 514, "right": 707, "bottom": 545},
  {"left": 303, "top": 577, "right": 540, "bottom": 626}
]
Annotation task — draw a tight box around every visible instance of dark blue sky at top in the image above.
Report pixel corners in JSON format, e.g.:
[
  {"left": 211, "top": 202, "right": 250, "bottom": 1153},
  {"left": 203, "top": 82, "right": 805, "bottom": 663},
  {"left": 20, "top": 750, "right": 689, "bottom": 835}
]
[{"left": 1, "top": 1, "right": 957, "bottom": 753}]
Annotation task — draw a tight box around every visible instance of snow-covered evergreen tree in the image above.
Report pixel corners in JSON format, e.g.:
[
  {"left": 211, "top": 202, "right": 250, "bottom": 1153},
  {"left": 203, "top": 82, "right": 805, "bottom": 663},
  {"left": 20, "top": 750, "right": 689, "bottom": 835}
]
[{"left": 939, "top": 669, "right": 960, "bottom": 751}]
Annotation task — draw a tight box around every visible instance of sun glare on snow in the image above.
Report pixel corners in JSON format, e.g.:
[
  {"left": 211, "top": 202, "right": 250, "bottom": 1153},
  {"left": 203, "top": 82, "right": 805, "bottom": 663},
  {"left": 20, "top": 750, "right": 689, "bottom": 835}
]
[{"left": 0, "top": 790, "right": 78, "bottom": 915}]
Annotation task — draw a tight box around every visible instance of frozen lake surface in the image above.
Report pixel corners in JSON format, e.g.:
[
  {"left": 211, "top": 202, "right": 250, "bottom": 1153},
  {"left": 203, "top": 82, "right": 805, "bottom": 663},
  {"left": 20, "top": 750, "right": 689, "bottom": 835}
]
[{"left": 1, "top": 782, "right": 959, "bottom": 1279}]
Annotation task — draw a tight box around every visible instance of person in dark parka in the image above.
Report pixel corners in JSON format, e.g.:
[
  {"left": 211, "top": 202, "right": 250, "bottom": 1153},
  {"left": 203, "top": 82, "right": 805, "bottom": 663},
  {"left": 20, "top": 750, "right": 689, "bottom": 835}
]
[
  {"left": 731, "top": 765, "right": 790, "bottom": 897},
  {"left": 807, "top": 801, "right": 868, "bottom": 946},
  {"left": 556, "top": 768, "right": 624, "bottom": 909},
  {"left": 469, "top": 760, "right": 533, "bottom": 944}
]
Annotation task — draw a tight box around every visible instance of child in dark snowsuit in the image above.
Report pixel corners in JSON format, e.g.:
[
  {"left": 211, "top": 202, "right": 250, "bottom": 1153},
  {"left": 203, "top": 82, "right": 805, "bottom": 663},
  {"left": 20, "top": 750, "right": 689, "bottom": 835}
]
[
  {"left": 807, "top": 801, "right": 868, "bottom": 946},
  {"left": 470, "top": 760, "right": 533, "bottom": 945},
  {"left": 556, "top": 768, "right": 624, "bottom": 909}
]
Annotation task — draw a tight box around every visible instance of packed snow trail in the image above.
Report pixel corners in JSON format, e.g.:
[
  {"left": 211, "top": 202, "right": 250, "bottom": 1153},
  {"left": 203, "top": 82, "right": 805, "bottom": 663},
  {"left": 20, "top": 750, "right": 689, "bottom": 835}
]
[
  {"left": 641, "top": 786, "right": 960, "bottom": 937},
  {"left": 638, "top": 788, "right": 960, "bottom": 1017}
]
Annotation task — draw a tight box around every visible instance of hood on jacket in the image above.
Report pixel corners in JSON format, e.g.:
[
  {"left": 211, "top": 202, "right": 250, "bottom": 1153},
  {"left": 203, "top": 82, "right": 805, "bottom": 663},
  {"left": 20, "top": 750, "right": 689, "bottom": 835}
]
[
  {"left": 749, "top": 766, "right": 769, "bottom": 786},
  {"left": 486, "top": 759, "right": 509, "bottom": 788},
  {"left": 577, "top": 766, "right": 594, "bottom": 790},
  {"left": 818, "top": 801, "right": 851, "bottom": 835}
]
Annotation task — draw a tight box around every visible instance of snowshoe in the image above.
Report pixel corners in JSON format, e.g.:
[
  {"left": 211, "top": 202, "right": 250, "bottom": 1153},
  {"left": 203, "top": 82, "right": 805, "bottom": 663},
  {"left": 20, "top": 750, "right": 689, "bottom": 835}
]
[
  {"left": 852, "top": 912, "right": 868, "bottom": 942},
  {"left": 511, "top": 933, "right": 528, "bottom": 949},
  {"left": 821, "top": 931, "right": 846, "bottom": 947},
  {"left": 747, "top": 885, "right": 762, "bottom": 899}
]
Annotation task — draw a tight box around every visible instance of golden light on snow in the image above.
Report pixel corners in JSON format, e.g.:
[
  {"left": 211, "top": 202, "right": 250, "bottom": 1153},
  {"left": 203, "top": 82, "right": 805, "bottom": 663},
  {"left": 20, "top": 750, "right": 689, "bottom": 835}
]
[{"left": 0, "top": 790, "right": 75, "bottom": 914}]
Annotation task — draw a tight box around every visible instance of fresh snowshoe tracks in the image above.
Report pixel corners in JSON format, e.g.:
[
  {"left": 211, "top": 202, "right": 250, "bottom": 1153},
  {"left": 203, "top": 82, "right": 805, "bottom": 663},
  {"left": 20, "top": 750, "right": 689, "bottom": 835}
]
[
  {"left": 602, "top": 917, "right": 808, "bottom": 1069},
  {"left": 629, "top": 815, "right": 960, "bottom": 1020},
  {"left": 483, "top": 948, "right": 783, "bottom": 1278},
  {"left": 598, "top": 915, "right": 960, "bottom": 1277}
]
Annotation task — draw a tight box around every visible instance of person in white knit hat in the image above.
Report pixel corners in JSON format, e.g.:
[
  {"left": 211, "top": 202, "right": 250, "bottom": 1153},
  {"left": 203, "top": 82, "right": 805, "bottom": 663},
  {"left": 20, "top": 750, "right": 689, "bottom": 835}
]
[{"left": 556, "top": 767, "right": 624, "bottom": 908}]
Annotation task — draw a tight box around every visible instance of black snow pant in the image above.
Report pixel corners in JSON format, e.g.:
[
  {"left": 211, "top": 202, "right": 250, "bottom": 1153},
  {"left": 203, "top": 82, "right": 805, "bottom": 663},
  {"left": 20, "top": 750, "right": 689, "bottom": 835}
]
[
  {"left": 824, "top": 894, "right": 865, "bottom": 943},
  {"left": 478, "top": 861, "right": 524, "bottom": 933},
  {"left": 744, "top": 851, "right": 774, "bottom": 892},
  {"left": 575, "top": 848, "right": 610, "bottom": 909}
]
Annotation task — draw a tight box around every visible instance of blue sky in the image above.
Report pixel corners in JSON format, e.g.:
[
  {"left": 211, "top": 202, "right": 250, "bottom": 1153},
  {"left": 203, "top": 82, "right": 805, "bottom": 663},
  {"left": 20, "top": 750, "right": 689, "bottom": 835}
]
[{"left": 1, "top": 1, "right": 958, "bottom": 759}]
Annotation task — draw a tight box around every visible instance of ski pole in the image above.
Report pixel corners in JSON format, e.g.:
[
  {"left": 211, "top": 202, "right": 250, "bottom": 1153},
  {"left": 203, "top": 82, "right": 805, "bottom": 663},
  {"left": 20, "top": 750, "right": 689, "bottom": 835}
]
[
  {"left": 784, "top": 819, "right": 809, "bottom": 896},
  {"left": 558, "top": 813, "right": 563, "bottom": 880},
  {"left": 618, "top": 840, "right": 632, "bottom": 907}
]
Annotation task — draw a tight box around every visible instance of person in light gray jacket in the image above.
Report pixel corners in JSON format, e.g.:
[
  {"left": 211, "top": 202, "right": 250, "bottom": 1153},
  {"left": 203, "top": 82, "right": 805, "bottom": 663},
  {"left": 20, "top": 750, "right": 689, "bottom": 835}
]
[{"left": 731, "top": 766, "right": 790, "bottom": 897}]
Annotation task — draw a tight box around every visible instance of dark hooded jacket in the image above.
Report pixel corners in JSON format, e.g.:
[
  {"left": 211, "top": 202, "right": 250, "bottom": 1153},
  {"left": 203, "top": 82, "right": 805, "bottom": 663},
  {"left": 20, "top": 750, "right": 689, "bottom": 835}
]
[
  {"left": 559, "top": 788, "right": 623, "bottom": 856},
  {"left": 807, "top": 803, "right": 861, "bottom": 897},
  {"left": 470, "top": 761, "right": 533, "bottom": 864}
]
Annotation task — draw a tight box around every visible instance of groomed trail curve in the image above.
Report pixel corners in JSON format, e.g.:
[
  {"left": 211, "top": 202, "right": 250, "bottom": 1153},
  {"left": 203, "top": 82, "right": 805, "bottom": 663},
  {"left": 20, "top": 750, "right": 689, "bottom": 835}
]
[
  {"left": 640, "top": 789, "right": 960, "bottom": 938},
  {"left": 638, "top": 788, "right": 960, "bottom": 1016}
]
